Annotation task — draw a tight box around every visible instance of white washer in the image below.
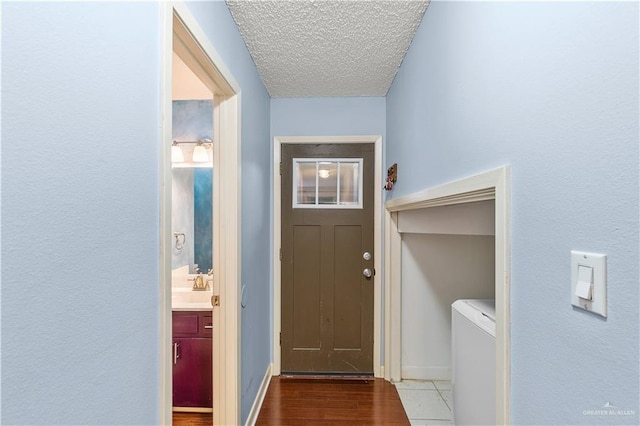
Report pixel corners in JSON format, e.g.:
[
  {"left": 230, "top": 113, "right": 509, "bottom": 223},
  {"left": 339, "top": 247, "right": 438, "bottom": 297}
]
[{"left": 451, "top": 299, "right": 496, "bottom": 426}]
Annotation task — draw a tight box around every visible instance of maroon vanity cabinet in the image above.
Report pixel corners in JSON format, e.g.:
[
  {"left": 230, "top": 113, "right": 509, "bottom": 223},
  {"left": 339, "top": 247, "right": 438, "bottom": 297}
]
[{"left": 172, "top": 311, "right": 212, "bottom": 409}]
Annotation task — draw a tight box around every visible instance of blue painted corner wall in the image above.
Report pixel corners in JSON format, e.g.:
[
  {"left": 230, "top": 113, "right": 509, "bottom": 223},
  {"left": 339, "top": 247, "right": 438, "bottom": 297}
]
[{"left": 386, "top": 1, "right": 639, "bottom": 423}]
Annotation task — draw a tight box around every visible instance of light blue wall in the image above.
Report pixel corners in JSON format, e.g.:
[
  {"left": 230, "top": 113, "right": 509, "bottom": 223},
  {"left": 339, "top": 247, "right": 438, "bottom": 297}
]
[
  {"left": 184, "top": 2, "right": 271, "bottom": 424},
  {"left": 387, "top": 1, "right": 639, "bottom": 424},
  {"left": 2, "top": 2, "right": 161, "bottom": 424},
  {"left": 271, "top": 97, "right": 386, "bottom": 137},
  {"left": 2, "top": 1, "right": 270, "bottom": 424}
]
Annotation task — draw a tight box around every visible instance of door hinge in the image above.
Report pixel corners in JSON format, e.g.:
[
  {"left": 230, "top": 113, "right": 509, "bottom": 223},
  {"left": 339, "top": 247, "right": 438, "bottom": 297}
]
[
  {"left": 279, "top": 248, "right": 282, "bottom": 261},
  {"left": 279, "top": 162, "right": 282, "bottom": 175},
  {"left": 279, "top": 332, "right": 282, "bottom": 346}
]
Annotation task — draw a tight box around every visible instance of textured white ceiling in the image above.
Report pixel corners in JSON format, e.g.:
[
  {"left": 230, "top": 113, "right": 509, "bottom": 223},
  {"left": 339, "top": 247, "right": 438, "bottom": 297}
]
[{"left": 226, "top": 0, "right": 429, "bottom": 97}]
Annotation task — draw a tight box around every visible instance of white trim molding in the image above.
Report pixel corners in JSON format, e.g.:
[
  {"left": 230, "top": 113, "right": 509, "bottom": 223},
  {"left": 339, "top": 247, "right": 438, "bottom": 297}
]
[
  {"left": 159, "top": 7, "right": 173, "bottom": 424},
  {"left": 245, "top": 364, "right": 273, "bottom": 426},
  {"left": 384, "top": 166, "right": 511, "bottom": 425},
  {"left": 273, "top": 135, "right": 383, "bottom": 378},
  {"left": 161, "top": 3, "right": 242, "bottom": 425}
]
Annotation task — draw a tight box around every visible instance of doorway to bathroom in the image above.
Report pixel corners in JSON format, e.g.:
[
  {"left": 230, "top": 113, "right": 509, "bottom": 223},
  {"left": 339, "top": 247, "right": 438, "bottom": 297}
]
[
  {"left": 161, "top": 4, "right": 241, "bottom": 426},
  {"left": 171, "top": 48, "right": 214, "bottom": 417}
]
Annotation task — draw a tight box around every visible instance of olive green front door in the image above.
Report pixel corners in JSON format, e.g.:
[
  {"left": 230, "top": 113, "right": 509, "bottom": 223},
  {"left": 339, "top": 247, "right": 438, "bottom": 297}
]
[{"left": 281, "top": 143, "right": 374, "bottom": 374}]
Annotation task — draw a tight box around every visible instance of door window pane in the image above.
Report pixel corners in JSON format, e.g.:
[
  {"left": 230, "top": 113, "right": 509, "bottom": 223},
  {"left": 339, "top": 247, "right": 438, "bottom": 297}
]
[
  {"left": 339, "top": 162, "right": 359, "bottom": 206},
  {"left": 296, "top": 162, "right": 317, "bottom": 205},
  {"left": 318, "top": 162, "right": 338, "bottom": 205},
  {"left": 293, "top": 158, "right": 363, "bottom": 209}
]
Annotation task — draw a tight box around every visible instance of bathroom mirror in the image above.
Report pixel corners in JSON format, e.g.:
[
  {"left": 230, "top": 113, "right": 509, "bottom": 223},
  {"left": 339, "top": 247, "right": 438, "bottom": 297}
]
[
  {"left": 172, "top": 167, "right": 212, "bottom": 274},
  {"left": 171, "top": 98, "right": 213, "bottom": 275}
]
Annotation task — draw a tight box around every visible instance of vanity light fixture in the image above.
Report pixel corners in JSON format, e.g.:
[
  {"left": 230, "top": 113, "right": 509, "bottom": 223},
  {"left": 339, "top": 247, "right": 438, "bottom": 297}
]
[
  {"left": 171, "top": 138, "right": 212, "bottom": 164},
  {"left": 171, "top": 141, "right": 185, "bottom": 162},
  {"left": 192, "top": 142, "right": 209, "bottom": 163}
]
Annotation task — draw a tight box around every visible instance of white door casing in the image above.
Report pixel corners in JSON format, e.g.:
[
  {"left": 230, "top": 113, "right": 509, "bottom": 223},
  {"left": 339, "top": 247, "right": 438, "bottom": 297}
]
[{"left": 161, "top": 3, "right": 241, "bottom": 425}]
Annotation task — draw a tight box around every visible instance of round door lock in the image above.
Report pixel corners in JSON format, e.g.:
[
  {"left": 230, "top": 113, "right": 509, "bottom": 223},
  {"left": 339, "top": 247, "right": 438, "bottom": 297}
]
[{"left": 363, "top": 251, "right": 372, "bottom": 261}]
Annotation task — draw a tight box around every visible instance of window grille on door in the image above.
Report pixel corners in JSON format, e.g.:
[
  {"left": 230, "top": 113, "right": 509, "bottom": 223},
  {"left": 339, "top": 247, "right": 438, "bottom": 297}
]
[{"left": 292, "top": 158, "right": 363, "bottom": 209}]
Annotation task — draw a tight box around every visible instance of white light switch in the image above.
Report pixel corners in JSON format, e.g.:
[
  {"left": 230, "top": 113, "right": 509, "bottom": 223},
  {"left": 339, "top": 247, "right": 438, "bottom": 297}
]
[
  {"left": 575, "top": 265, "right": 593, "bottom": 300},
  {"left": 571, "top": 251, "right": 607, "bottom": 317}
]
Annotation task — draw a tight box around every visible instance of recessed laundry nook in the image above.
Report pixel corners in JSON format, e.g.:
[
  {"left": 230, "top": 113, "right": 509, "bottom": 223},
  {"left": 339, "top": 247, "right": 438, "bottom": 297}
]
[
  {"left": 384, "top": 167, "right": 511, "bottom": 424},
  {"left": 399, "top": 201, "right": 495, "bottom": 382}
]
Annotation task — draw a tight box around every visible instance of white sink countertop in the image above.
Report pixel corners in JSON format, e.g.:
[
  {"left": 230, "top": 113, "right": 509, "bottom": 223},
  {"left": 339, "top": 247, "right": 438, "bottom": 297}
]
[
  {"left": 171, "top": 287, "right": 213, "bottom": 311},
  {"left": 172, "top": 302, "right": 213, "bottom": 312}
]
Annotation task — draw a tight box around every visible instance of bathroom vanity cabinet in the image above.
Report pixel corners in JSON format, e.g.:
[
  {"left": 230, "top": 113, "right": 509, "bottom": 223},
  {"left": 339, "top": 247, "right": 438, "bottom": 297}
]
[{"left": 172, "top": 311, "right": 212, "bottom": 409}]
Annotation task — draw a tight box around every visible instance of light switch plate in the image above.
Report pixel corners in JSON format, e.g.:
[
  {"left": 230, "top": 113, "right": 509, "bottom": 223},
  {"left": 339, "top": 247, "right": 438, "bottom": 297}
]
[{"left": 571, "top": 251, "right": 607, "bottom": 317}]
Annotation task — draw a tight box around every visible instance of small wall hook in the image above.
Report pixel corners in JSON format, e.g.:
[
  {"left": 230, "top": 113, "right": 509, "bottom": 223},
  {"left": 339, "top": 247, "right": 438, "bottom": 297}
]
[
  {"left": 384, "top": 163, "right": 397, "bottom": 191},
  {"left": 173, "top": 232, "right": 186, "bottom": 250}
]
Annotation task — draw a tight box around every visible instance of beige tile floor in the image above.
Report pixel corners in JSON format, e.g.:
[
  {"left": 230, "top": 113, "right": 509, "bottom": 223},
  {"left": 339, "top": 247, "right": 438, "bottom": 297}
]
[{"left": 394, "top": 380, "right": 452, "bottom": 426}]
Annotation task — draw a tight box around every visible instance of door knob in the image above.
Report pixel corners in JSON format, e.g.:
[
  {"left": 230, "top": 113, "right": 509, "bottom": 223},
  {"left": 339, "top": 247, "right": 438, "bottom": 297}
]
[
  {"left": 363, "top": 251, "right": 372, "bottom": 261},
  {"left": 363, "top": 268, "right": 373, "bottom": 278}
]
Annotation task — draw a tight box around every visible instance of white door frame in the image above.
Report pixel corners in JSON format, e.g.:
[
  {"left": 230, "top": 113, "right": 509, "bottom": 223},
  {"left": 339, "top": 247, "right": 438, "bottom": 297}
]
[
  {"left": 161, "top": 3, "right": 242, "bottom": 425},
  {"left": 383, "top": 166, "right": 511, "bottom": 424},
  {"left": 273, "top": 135, "right": 384, "bottom": 378}
]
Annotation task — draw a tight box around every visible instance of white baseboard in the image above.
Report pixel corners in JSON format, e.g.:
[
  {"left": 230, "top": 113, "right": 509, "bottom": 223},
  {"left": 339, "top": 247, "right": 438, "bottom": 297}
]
[
  {"left": 245, "top": 363, "right": 273, "bottom": 426},
  {"left": 401, "top": 366, "right": 450, "bottom": 381}
]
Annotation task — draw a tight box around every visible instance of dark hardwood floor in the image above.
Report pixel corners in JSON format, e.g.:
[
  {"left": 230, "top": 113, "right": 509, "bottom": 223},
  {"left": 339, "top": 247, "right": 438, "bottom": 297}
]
[
  {"left": 172, "top": 412, "right": 212, "bottom": 426},
  {"left": 256, "top": 376, "right": 410, "bottom": 425}
]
